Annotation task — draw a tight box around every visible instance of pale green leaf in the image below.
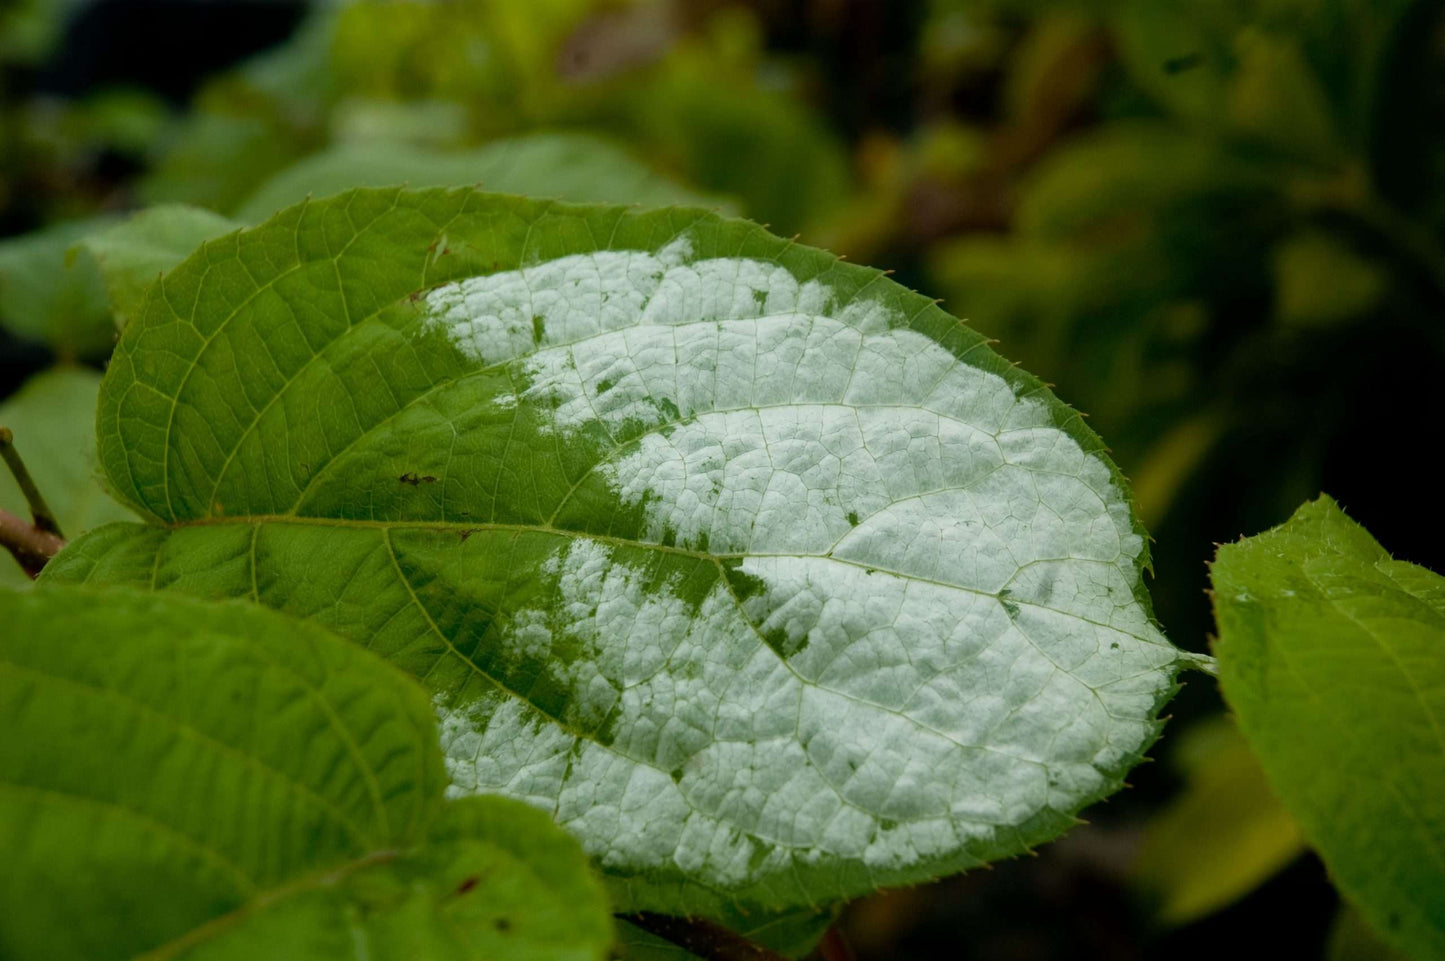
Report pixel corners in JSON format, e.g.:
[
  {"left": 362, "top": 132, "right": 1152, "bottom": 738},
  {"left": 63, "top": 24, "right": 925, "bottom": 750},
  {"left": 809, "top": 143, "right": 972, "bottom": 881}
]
[
  {"left": 0, "top": 368, "right": 135, "bottom": 589},
  {"left": 233, "top": 135, "right": 729, "bottom": 224},
  {"left": 0, "top": 217, "right": 116, "bottom": 359},
  {"left": 45, "top": 187, "right": 1187, "bottom": 920},
  {"left": 1133, "top": 715, "right": 1304, "bottom": 924},
  {"left": 1213, "top": 496, "right": 1445, "bottom": 960},
  {"left": 77, "top": 205, "right": 241, "bottom": 331},
  {"left": 0, "top": 586, "right": 612, "bottom": 961}
]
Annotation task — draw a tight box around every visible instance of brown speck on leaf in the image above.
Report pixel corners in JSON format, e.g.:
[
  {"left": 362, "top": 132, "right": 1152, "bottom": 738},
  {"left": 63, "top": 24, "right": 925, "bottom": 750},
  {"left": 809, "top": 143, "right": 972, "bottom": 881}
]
[
  {"left": 495, "top": 917, "right": 511, "bottom": 932},
  {"left": 455, "top": 876, "right": 479, "bottom": 895}
]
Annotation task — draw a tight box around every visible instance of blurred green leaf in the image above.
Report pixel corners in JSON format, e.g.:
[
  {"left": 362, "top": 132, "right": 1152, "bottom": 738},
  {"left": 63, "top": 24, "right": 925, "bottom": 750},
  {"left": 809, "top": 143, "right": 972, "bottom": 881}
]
[
  {"left": 77, "top": 205, "right": 240, "bottom": 330},
  {"left": 0, "top": 0, "right": 84, "bottom": 65},
  {"left": 570, "top": 48, "right": 852, "bottom": 234},
  {"left": 1226, "top": 27, "right": 1340, "bottom": 160},
  {"left": 142, "top": 0, "right": 847, "bottom": 234},
  {"left": 1133, "top": 715, "right": 1304, "bottom": 925},
  {"left": 0, "top": 217, "right": 116, "bottom": 359},
  {"left": 1213, "top": 496, "right": 1445, "bottom": 960},
  {"left": 1111, "top": 0, "right": 1239, "bottom": 129},
  {"left": 141, "top": 106, "right": 318, "bottom": 215},
  {"left": 1016, "top": 124, "right": 1280, "bottom": 239},
  {"left": 326, "top": 0, "right": 594, "bottom": 125},
  {"left": 0, "top": 367, "right": 134, "bottom": 590},
  {"left": 1273, "top": 230, "right": 1387, "bottom": 328},
  {"left": 234, "top": 134, "right": 730, "bottom": 223},
  {"left": 0, "top": 586, "right": 614, "bottom": 961}
]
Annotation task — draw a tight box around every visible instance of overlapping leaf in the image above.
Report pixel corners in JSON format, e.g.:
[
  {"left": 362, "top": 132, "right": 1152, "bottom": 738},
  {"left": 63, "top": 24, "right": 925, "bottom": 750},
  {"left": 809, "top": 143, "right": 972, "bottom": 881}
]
[
  {"left": 0, "top": 586, "right": 612, "bottom": 961},
  {"left": 45, "top": 187, "right": 1187, "bottom": 920}
]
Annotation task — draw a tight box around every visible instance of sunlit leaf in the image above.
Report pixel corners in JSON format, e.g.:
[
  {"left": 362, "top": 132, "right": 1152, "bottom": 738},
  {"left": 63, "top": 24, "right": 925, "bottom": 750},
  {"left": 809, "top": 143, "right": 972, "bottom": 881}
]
[
  {"left": 45, "top": 187, "right": 1188, "bottom": 922},
  {"left": 0, "top": 586, "right": 613, "bottom": 961},
  {"left": 1213, "top": 496, "right": 1445, "bottom": 960}
]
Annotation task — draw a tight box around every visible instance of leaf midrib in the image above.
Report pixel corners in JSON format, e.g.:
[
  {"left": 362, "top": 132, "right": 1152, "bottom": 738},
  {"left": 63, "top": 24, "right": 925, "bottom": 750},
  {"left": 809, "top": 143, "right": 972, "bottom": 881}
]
[
  {"left": 164, "top": 512, "right": 1141, "bottom": 629},
  {"left": 151, "top": 511, "right": 1161, "bottom": 770}
]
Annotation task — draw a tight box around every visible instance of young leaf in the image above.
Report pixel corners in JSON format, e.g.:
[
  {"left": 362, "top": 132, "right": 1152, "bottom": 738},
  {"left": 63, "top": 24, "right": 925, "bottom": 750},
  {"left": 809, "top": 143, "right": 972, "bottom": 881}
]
[
  {"left": 233, "top": 134, "right": 730, "bottom": 225},
  {"left": 0, "top": 586, "right": 612, "bottom": 961},
  {"left": 1212, "top": 496, "right": 1445, "bottom": 959},
  {"left": 0, "top": 367, "right": 134, "bottom": 589},
  {"left": 45, "top": 187, "right": 1187, "bottom": 919}
]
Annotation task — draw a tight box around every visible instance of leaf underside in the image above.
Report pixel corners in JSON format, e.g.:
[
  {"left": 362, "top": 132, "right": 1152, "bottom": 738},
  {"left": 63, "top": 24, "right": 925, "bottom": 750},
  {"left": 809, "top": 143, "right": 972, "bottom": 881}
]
[
  {"left": 0, "top": 586, "right": 611, "bottom": 961},
  {"left": 46, "top": 187, "right": 1184, "bottom": 919},
  {"left": 1212, "top": 496, "right": 1445, "bottom": 960}
]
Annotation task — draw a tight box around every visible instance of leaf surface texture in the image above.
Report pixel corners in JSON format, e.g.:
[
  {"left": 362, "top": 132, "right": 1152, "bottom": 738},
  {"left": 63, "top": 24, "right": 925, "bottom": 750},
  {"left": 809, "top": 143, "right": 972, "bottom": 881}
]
[{"left": 48, "top": 187, "right": 1184, "bottom": 916}]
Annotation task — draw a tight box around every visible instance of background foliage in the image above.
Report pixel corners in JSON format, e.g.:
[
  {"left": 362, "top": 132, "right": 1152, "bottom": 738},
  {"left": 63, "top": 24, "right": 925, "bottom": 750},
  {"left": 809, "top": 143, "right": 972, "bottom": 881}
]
[{"left": 3, "top": 0, "right": 1443, "bottom": 958}]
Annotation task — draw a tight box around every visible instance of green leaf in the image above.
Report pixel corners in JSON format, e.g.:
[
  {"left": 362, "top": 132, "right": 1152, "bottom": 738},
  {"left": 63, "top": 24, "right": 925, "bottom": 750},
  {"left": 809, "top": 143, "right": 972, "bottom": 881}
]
[
  {"left": 0, "top": 586, "right": 612, "bottom": 961},
  {"left": 233, "top": 135, "right": 730, "bottom": 224},
  {"left": 0, "top": 368, "right": 135, "bottom": 589},
  {"left": 1212, "top": 496, "right": 1445, "bottom": 960},
  {"left": 1133, "top": 715, "right": 1303, "bottom": 924},
  {"left": 46, "top": 187, "right": 1187, "bottom": 919},
  {"left": 0, "top": 217, "right": 117, "bottom": 359},
  {"left": 77, "top": 205, "right": 241, "bottom": 331}
]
